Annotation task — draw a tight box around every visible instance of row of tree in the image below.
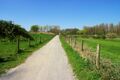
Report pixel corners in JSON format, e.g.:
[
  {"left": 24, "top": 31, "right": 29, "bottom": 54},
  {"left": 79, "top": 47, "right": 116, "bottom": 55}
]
[
  {"left": 30, "top": 25, "right": 60, "bottom": 34},
  {"left": 81, "top": 23, "right": 120, "bottom": 38},
  {"left": 0, "top": 20, "right": 33, "bottom": 40},
  {"left": 61, "top": 28, "right": 79, "bottom": 36},
  {"left": 61, "top": 23, "right": 120, "bottom": 39}
]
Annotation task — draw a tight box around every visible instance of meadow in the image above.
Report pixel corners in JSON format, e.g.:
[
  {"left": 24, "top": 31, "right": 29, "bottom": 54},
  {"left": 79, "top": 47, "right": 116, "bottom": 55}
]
[
  {"left": 61, "top": 35, "right": 120, "bottom": 80},
  {"left": 77, "top": 37, "right": 120, "bottom": 64},
  {"left": 0, "top": 33, "right": 54, "bottom": 74}
]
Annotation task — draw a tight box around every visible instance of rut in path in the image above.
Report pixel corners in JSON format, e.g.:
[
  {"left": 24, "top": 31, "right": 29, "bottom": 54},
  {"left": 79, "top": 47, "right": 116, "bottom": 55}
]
[{"left": 0, "top": 35, "right": 75, "bottom": 80}]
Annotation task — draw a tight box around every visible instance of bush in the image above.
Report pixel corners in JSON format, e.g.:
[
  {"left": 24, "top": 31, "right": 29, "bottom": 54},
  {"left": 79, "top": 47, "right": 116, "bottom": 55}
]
[
  {"left": 92, "top": 35, "right": 106, "bottom": 39},
  {"left": 106, "top": 33, "right": 117, "bottom": 39}
]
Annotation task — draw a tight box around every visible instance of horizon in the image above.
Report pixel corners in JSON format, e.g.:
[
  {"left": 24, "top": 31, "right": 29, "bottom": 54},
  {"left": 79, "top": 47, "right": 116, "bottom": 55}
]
[{"left": 0, "top": 0, "right": 120, "bottom": 30}]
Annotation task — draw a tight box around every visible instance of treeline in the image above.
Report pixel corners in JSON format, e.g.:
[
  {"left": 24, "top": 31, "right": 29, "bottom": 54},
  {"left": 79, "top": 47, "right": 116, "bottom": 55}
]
[
  {"left": 0, "top": 20, "right": 34, "bottom": 53},
  {"left": 61, "top": 23, "right": 120, "bottom": 39},
  {"left": 82, "top": 23, "right": 120, "bottom": 39},
  {"left": 0, "top": 20, "right": 33, "bottom": 40},
  {"left": 30, "top": 25, "right": 60, "bottom": 34},
  {"left": 61, "top": 28, "right": 79, "bottom": 35}
]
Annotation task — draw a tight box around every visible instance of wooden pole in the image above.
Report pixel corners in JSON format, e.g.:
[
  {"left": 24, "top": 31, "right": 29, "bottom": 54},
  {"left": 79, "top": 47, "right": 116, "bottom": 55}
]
[
  {"left": 69, "top": 36, "right": 70, "bottom": 44},
  {"left": 28, "top": 39, "right": 30, "bottom": 47},
  {"left": 74, "top": 38, "right": 76, "bottom": 48},
  {"left": 71, "top": 36, "right": 72, "bottom": 46},
  {"left": 40, "top": 36, "right": 42, "bottom": 43},
  {"left": 81, "top": 40, "right": 84, "bottom": 51},
  {"left": 69, "top": 36, "right": 71, "bottom": 45},
  {"left": 16, "top": 36, "right": 20, "bottom": 53},
  {"left": 96, "top": 44, "right": 100, "bottom": 69}
]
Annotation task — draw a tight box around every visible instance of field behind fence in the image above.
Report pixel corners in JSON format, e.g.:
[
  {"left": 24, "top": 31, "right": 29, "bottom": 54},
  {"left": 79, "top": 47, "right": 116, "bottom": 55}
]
[{"left": 63, "top": 35, "right": 120, "bottom": 80}]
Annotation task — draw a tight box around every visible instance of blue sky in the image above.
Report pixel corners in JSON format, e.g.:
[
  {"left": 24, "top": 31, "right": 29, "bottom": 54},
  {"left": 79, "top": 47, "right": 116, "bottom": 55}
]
[{"left": 0, "top": 0, "right": 120, "bottom": 30}]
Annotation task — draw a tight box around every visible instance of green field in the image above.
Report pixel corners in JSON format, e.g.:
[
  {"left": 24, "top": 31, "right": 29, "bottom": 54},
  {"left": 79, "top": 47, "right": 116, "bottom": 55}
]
[
  {"left": 77, "top": 38, "right": 120, "bottom": 64},
  {"left": 0, "top": 33, "right": 54, "bottom": 74}
]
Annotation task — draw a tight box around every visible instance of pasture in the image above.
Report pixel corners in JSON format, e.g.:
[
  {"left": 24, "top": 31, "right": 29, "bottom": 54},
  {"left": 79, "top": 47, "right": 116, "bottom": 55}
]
[
  {"left": 0, "top": 33, "right": 54, "bottom": 74},
  {"left": 77, "top": 37, "right": 120, "bottom": 64}
]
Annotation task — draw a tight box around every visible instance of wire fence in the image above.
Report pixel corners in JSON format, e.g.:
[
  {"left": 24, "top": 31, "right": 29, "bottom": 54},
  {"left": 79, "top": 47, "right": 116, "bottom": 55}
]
[{"left": 62, "top": 35, "right": 120, "bottom": 80}]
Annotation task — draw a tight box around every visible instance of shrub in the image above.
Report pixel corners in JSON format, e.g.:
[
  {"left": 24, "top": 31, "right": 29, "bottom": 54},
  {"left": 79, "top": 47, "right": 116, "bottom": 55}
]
[
  {"left": 92, "top": 35, "right": 106, "bottom": 39},
  {"left": 106, "top": 33, "right": 117, "bottom": 39}
]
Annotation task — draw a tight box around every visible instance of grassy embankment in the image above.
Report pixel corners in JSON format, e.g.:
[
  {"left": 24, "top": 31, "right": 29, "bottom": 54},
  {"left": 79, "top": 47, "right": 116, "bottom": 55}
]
[
  {"left": 0, "top": 33, "right": 54, "bottom": 75},
  {"left": 60, "top": 36, "right": 101, "bottom": 80}
]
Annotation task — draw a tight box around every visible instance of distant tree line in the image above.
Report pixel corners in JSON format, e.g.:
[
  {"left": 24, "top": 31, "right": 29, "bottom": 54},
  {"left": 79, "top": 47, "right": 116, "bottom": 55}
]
[
  {"left": 30, "top": 25, "right": 60, "bottom": 34},
  {"left": 82, "top": 23, "right": 120, "bottom": 39},
  {"left": 61, "top": 23, "right": 120, "bottom": 39},
  {"left": 61, "top": 28, "right": 79, "bottom": 36}
]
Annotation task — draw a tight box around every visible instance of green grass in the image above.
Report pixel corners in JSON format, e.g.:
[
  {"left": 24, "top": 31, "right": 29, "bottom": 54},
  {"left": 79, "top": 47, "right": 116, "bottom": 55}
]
[
  {"left": 0, "top": 33, "right": 54, "bottom": 75},
  {"left": 60, "top": 37, "right": 101, "bottom": 80},
  {"left": 77, "top": 38, "right": 120, "bottom": 64}
]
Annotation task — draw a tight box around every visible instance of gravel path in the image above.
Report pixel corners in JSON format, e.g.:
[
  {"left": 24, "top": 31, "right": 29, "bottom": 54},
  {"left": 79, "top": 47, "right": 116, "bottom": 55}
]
[{"left": 0, "top": 36, "right": 75, "bottom": 80}]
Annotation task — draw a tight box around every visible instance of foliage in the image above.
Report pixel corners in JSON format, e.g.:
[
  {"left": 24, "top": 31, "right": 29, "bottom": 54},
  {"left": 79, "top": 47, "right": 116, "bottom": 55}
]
[
  {"left": 77, "top": 30, "right": 87, "bottom": 35},
  {"left": 83, "top": 23, "right": 120, "bottom": 38},
  {"left": 30, "top": 25, "right": 61, "bottom": 34},
  {"left": 30, "top": 25, "right": 39, "bottom": 32},
  {"left": 49, "top": 26, "right": 60, "bottom": 34},
  {"left": 0, "top": 20, "right": 33, "bottom": 40},
  {"left": 61, "top": 28, "right": 79, "bottom": 35},
  {"left": 106, "top": 33, "right": 117, "bottom": 39}
]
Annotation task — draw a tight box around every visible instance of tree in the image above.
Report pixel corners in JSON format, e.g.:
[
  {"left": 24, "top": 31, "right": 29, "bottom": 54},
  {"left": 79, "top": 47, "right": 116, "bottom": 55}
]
[
  {"left": 49, "top": 25, "right": 60, "bottom": 34},
  {"left": 0, "top": 20, "right": 34, "bottom": 53},
  {"left": 31, "top": 25, "right": 39, "bottom": 32}
]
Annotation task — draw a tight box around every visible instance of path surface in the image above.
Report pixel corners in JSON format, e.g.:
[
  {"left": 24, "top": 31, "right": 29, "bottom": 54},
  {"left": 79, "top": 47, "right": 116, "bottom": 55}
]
[{"left": 0, "top": 36, "right": 75, "bottom": 80}]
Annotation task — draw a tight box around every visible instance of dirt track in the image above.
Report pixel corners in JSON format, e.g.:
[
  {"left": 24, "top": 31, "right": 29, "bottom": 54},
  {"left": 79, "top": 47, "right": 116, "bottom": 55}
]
[{"left": 0, "top": 36, "right": 75, "bottom": 80}]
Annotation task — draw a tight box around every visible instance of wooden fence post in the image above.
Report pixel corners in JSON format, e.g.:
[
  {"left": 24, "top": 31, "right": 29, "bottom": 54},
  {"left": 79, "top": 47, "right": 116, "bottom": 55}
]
[
  {"left": 16, "top": 36, "right": 20, "bottom": 53},
  {"left": 71, "top": 36, "right": 73, "bottom": 46},
  {"left": 69, "top": 36, "right": 71, "bottom": 45},
  {"left": 81, "top": 40, "right": 84, "bottom": 51},
  {"left": 40, "top": 36, "right": 42, "bottom": 43},
  {"left": 28, "top": 39, "right": 30, "bottom": 47},
  {"left": 96, "top": 44, "right": 100, "bottom": 69},
  {"left": 74, "top": 38, "right": 76, "bottom": 48},
  {"left": 69, "top": 36, "right": 70, "bottom": 44}
]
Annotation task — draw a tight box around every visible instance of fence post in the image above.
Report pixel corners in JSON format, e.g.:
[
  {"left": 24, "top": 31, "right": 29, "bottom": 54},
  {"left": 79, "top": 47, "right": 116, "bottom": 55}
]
[
  {"left": 70, "top": 36, "right": 71, "bottom": 45},
  {"left": 28, "top": 39, "right": 30, "bottom": 47},
  {"left": 96, "top": 44, "right": 100, "bottom": 69},
  {"left": 74, "top": 38, "right": 76, "bottom": 48},
  {"left": 81, "top": 40, "right": 84, "bottom": 51},
  {"left": 40, "top": 36, "right": 42, "bottom": 43},
  {"left": 16, "top": 36, "right": 20, "bottom": 53},
  {"left": 71, "top": 36, "right": 73, "bottom": 46},
  {"left": 68, "top": 36, "right": 70, "bottom": 43}
]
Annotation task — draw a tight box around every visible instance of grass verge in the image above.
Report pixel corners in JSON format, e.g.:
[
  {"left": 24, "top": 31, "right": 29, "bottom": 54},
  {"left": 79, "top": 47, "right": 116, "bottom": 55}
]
[{"left": 60, "top": 36, "right": 101, "bottom": 80}]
